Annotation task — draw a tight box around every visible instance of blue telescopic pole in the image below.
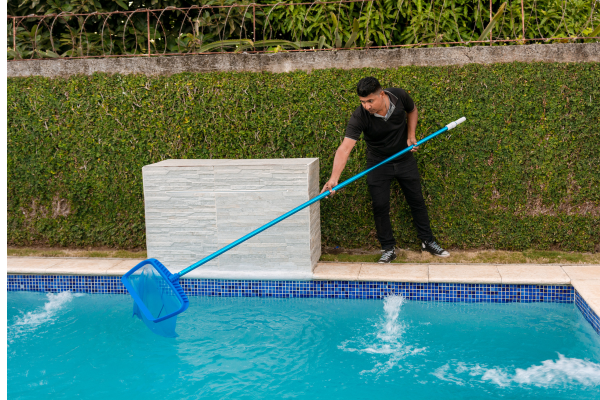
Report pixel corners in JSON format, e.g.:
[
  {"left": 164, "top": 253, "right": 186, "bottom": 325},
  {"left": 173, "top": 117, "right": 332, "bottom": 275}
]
[{"left": 176, "top": 117, "right": 466, "bottom": 278}]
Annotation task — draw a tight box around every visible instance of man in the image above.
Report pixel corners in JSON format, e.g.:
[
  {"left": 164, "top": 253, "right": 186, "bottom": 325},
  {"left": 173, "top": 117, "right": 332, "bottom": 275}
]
[{"left": 321, "top": 77, "right": 449, "bottom": 263}]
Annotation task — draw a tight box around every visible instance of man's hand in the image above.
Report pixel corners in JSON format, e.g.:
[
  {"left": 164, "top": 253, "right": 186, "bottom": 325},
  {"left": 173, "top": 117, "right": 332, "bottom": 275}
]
[
  {"left": 408, "top": 137, "right": 419, "bottom": 152},
  {"left": 321, "top": 179, "right": 339, "bottom": 197}
]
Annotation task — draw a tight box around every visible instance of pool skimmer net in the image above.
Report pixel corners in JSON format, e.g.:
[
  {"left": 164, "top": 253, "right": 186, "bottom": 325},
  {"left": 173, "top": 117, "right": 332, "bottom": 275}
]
[{"left": 122, "top": 117, "right": 467, "bottom": 337}]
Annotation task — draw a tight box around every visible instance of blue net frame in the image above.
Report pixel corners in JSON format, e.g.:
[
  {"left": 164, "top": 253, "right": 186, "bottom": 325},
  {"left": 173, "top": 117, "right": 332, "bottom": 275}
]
[{"left": 121, "top": 259, "right": 189, "bottom": 338}]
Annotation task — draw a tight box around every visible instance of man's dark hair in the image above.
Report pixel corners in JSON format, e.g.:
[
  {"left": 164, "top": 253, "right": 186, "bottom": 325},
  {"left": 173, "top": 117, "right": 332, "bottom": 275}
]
[{"left": 357, "top": 77, "right": 382, "bottom": 97}]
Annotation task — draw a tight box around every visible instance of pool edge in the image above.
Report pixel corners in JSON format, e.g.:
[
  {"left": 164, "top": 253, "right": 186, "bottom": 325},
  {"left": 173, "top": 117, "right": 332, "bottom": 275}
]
[
  {"left": 7, "top": 258, "right": 600, "bottom": 336},
  {"left": 7, "top": 274, "right": 598, "bottom": 334}
]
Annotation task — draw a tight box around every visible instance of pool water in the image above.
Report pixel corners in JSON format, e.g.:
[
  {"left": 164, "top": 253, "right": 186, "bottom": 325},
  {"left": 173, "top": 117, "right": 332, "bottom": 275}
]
[{"left": 7, "top": 291, "right": 600, "bottom": 399}]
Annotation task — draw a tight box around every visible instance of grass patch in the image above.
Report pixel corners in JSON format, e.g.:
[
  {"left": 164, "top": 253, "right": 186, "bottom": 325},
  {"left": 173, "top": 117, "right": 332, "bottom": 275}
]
[
  {"left": 522, "top": 250, "right": 590, "bottom": 264},
  {"left": 7, "top": 247, "right": 599, "bottom": 264},
  {"left": 320, "top": 254, "right": 381, "bottom": 263},
  {"left": 113, "top": 250, "right": 148, "bottom": 258},
  {"left": 87, "top": 251, "right": 111, "bottom": 258},
  {"left": 7, "top": 247, "right": 147, "bottom": 259}
]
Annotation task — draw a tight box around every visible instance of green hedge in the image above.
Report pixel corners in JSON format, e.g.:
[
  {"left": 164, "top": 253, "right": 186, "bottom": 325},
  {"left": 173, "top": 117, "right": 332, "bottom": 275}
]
[{"left": 7, "top": 62, "right": 600, "bottom": 251}]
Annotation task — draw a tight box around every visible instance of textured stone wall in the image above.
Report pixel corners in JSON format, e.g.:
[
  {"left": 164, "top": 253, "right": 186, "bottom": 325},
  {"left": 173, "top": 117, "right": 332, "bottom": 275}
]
[
  {"left": 8, "top": 43, "right": 599, "bottom": 78},
  {"left": 142, "top": 158, "right": 320, "bottom": 280}
]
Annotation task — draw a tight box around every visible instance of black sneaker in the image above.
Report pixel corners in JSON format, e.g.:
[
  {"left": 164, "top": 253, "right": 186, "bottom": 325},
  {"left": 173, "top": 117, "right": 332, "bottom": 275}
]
[
  {"left": 422, "top": 240, "right": 450, "bottom": 257},
  {"left": 378, "top": 249, "right": 397, "bottom": 263}
]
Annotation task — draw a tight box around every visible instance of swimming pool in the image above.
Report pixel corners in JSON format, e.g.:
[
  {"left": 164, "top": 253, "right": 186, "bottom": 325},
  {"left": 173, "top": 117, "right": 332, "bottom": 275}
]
[{"left": 8, "top": 291, "right": 600, "bottom": 399}]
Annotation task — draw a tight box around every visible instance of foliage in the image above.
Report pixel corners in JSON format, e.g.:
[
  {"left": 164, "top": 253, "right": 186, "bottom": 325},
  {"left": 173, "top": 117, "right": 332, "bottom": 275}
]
[
  {"left": 7, "top": 63, "right": 600, "bottom": 251},
  {"left": 7, "top": 0, "right": 600, "bottom": 59}
]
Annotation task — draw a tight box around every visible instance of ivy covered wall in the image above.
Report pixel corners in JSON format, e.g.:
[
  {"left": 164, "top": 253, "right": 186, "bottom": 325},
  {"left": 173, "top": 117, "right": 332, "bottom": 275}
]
[{"left": 7, "top": 62, "right": 600, "bottom": 251}]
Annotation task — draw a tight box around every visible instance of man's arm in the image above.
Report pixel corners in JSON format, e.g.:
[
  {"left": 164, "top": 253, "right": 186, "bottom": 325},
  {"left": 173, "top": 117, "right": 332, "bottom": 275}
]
[
  {"left": 320, "top": 137, "right": 357, "bottom": 196},
  {"left": 406, "top": 106, "right": 419, "bottom": 152}
]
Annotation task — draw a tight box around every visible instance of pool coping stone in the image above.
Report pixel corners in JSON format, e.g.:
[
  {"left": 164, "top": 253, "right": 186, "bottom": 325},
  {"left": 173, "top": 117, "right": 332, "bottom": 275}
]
[{"left": 6, "top": 256, "right": 600, "bottom": 317}]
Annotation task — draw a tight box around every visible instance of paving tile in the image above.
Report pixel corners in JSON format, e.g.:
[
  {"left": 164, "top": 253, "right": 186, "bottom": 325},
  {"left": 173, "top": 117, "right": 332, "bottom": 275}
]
[
  {"left": 498, "top": 264, "right": 570, "bottom": 285},
  {"left": 105, "top": 259, "right": 146, "bottom": 276},
  {"left": 562, "top": 265, "right": 600, "bottom": 281},
  {"left": 313, "top": 263, "right": 361, "bottom": 281},
  {"left": 582, "top": 297, "right": 600, "bottom": 318},
  {"left": 45, "top": 259, "right": 125, "bottom": 275},
  {"left": 358, "top": 263, "right": 428, "bottom": 282},
  {"left": 429, "top": 264, "right": 501, "bottom": 284},
  {"left": 572, "top": 280, "right": 600, "bottom": 299},
  {"left": 574, "top": 280, "right": 600, "bottom": 319},
  {"left": 7, "top": 257, "right": 63, "bottom": 274}
]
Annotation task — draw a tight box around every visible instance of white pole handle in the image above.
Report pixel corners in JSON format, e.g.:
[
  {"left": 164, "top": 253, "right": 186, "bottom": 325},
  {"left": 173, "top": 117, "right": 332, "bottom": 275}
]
[{"left": 445, "top": 116, "right": 467, "bottom": 131}]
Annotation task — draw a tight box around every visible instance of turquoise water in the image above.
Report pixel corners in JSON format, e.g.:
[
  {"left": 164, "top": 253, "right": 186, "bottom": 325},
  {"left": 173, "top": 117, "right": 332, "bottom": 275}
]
[{"left": 7, "top": 291, "right": 600, "bottom": 399}]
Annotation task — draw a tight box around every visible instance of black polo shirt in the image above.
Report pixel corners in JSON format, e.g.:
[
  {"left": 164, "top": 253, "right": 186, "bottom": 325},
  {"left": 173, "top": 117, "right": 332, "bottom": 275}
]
[{"left": 345, "top": 88, "right": 415, "bottom": 162}]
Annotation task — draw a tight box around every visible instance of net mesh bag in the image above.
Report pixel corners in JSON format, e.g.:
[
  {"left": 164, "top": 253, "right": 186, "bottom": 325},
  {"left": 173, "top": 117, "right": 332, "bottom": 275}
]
[{"left": 126, "top": 263, "right": 184, "bottom": 338}]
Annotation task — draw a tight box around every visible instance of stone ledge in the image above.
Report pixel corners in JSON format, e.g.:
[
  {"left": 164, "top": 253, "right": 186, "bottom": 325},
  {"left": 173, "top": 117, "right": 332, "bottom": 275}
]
[
  {"left": 6, "top": 257, "right": 143, "bottom": 276},
  {"left": 8, "top": 43, "right": 599, "bottom": 78},
  {"left": 9, "top": 257, "right": 600, "bottom": 282},
  {"left": 497, "top": 264, "right": 571, "bottom": 285},
  {"left": 7, "top": 257, "right": 600, "bottom": 314}
]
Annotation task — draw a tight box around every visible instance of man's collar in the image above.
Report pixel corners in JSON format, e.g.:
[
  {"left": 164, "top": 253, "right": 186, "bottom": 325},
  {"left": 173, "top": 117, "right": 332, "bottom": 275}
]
[
  {"left": 373, "top": 91, "right": 396, "bottom": 121},
  {"left": 384, "top": 90, "right": 398, "bottom": 106}
]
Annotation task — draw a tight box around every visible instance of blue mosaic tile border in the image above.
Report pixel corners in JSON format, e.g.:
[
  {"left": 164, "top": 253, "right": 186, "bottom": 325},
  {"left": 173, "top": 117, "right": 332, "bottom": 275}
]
[
  {"left": 575, "top": 291, "right": 600, "bottom": 335},
  {"left": 7, "top": 274, "right": 574, "bottom": 303},
  {"left": 7, "top": 275, "right": 126, "bottom": 294}
]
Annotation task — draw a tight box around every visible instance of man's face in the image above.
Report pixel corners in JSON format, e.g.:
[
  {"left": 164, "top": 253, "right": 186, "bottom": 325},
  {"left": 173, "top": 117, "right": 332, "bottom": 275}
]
[{"left": 359, "top": 90, "right": 386, "bottom": 115}]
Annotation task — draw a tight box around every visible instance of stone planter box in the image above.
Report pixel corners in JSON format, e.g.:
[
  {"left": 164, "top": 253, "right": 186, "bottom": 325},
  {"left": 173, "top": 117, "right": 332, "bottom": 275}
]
[{"left": 142, "top": 159, "right": 320, "bottom": 279}]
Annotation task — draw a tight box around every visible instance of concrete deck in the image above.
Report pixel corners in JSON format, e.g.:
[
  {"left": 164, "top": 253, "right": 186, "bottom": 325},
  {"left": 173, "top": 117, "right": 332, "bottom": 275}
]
[
  {"left": 7, "top": 257, "right": 142, "bottom": 276},
  {"left": 7, "top": 257, "right": 600, "bottom": 315}
]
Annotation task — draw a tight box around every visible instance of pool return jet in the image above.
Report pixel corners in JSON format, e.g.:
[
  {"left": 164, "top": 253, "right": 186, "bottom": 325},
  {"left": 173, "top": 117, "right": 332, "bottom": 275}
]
[{"left": 122, "top": 117, "right": 467, "bottom": 337}]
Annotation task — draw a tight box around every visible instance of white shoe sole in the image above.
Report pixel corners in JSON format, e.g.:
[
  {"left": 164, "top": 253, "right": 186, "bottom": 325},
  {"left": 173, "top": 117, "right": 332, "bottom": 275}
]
[
  {"left": 378, "top": 255, "right": 397, "bottom": 263},
  {"left": 422, "top": 249, "right": 450, "bottom": 257}
]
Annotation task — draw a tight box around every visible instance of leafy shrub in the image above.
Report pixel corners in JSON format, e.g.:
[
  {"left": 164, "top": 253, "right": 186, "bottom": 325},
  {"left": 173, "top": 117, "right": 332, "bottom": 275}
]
[
  {"left": 7, "top": 0, "right": 600, "bottom": 59},
  {"left": 7, "top": 62, "right": 600, "bottom": 251}
]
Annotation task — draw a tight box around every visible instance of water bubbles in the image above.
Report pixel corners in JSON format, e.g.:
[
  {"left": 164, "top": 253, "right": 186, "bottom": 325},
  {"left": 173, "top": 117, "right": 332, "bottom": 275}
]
[
  {"left": 338, "top": 294, "right": 427, "bottom": 376},
  {"left": 434, "top": 355, "right": 600, "bottom": 388},
  {"left": 8, "top": 291, "right": 76, "bottom": 345}
]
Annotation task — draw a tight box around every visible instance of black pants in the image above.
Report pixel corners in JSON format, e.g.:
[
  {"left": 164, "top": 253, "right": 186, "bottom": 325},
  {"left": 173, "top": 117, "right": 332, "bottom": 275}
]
[{"left": 366, "top": 154, "right": 434, "bottom": 250}]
